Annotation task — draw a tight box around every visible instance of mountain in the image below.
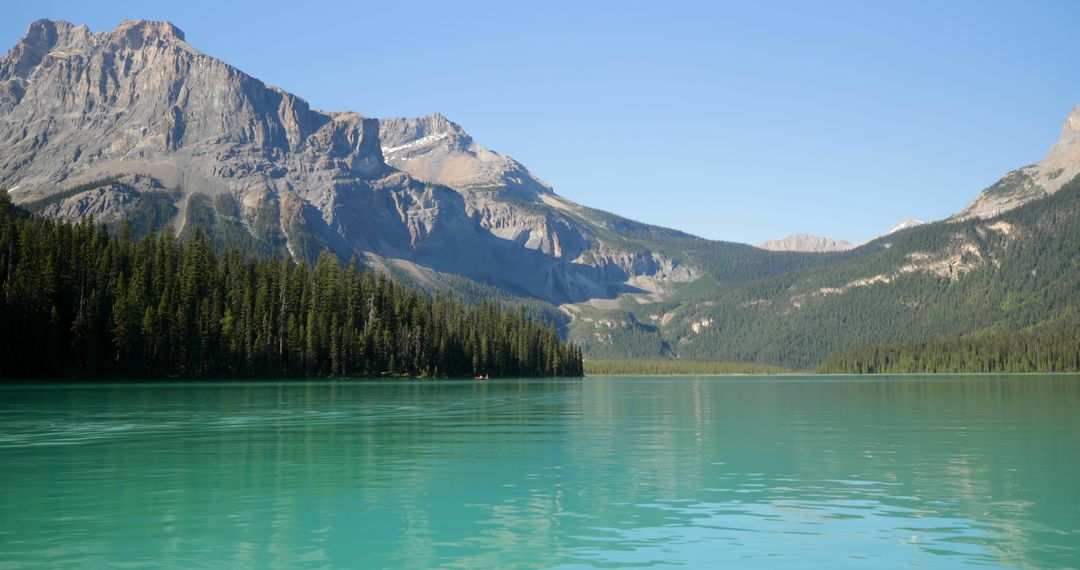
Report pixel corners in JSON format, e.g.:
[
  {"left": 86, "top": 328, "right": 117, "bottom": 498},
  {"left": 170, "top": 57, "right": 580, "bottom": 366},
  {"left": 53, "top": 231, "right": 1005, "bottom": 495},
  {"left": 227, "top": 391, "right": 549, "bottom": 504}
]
[
  {"left": 379, "top": 113, "right": 553, "bottom": 201},
  {"left": 0, "top": 19, "right": 861, "bottom": 309},
  {"left": 756, "top": 234, "right": 855, "bottom": 253},
  {"left": 570, "top": 175, "right": 1080, "bottom": 368},
  {"left": 755, "top": 220, "right": 926, "bottom": 253},
  {"left": 0, "top": 19, "right": 703, "bottom": 305},
  {"left": 2, "top": 18, "right": 1079, "bottom": 370},
  {"left": 953, "top": 105, "right": 1080, "bottom": 220},
  {"left": 564, "top": 107, "right": 1080, "bottom": 368}
]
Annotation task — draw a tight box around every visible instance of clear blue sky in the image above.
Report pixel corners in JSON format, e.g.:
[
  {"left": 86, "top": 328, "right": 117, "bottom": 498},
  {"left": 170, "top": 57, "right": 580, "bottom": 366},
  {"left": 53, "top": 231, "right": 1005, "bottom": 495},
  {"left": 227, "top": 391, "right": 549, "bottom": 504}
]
[{"left": 4, "top": 1, "right": 1079, "bottom": 244}]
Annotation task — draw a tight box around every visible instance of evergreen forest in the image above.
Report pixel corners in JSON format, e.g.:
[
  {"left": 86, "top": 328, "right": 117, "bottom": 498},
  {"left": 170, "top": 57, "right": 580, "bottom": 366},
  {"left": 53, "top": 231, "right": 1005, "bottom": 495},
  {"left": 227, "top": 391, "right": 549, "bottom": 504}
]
[
  {"left": 819, "top": 318, "right": 1080, "bottom": 374},
  {"left": 0, "top": 192, "right": 583, "bottom": 379}
]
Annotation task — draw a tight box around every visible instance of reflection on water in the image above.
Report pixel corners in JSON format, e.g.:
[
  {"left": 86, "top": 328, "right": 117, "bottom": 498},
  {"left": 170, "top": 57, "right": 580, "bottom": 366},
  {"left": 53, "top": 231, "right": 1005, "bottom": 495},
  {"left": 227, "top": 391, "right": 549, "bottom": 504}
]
[{"left": 0, "top": 376, "right": 1078, "bottom": 568}]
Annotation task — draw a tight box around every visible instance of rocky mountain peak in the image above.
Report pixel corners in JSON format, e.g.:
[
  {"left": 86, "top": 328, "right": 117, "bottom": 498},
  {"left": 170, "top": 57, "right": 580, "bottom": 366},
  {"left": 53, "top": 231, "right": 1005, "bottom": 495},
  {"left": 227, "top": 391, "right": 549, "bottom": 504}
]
[
  {"left": 0, "top": 18, "right": 694, "bottom": 305},
  {"left": 379, "top": 112, "right": 471, "bottom": 152},
  {"left": 110, "top": 19, "right": 186, "bottom": 46},
  {"left": 0, "top": 15, "right": 392, "bottom": 194},
  {"left": 0, "top": 19, "right": 88, "bottom": 81},
  {"left": 1044, "top": 104, "right": 1080, "bottom": 165},
  {"left": 422, "top": 112, "right": 465, "bottom": 135},
  {"left": 19, "top": 19, "right": 72, "bottom": 54},
  {"left": 19, "top": 19, "right": 88, "bottom": 49},
  {"left": 3, "top": 19, "right": 186, "bottom": 80},
  {"left": 379, "top": 114, "right": 553, "bottom": 198},
  {"left": 953, "top": 104, "right": 1080, "bottom": 220}
]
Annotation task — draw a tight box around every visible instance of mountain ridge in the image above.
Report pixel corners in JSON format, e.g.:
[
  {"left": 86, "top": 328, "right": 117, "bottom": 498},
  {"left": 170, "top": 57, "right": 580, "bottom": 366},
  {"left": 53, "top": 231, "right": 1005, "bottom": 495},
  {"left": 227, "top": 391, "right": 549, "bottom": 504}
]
[
  {"left": 0, "top": 18, "right": 704, "bottom": 305},
  {"left": 755, "top": 233, "right": 855, "bottom": 253},
  {"left": 953, "top": 105, "right": 1080, "bottom": 220}
]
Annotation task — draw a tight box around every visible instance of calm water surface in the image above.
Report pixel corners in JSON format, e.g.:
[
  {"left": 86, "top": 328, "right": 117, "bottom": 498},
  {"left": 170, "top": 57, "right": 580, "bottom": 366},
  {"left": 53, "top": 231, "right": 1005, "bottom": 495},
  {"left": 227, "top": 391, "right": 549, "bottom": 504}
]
[{"left": 1, "top": 376, "right": 1079, "bottom": 568}]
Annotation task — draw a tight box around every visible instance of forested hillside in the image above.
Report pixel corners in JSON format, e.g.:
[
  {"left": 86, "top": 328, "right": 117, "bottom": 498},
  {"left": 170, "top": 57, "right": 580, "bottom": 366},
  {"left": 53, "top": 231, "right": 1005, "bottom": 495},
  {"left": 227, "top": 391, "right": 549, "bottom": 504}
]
[
  {"left": 819, "top": 317, "right": 1080, "bottom": 374},
  {"left": 2, "top": 20, "right": 1079, "bottom": 374},
  {"left": 0, "top": 192, "right": 583, "bottom": 379},
  {"left": 572, "top": 176, "right": 1080, "bottom": 370}
]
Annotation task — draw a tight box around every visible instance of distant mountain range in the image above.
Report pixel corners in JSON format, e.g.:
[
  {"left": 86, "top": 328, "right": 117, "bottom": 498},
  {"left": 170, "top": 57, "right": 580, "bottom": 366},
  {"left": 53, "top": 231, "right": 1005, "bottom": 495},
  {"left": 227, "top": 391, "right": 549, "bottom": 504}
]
[
  {"left": 2, "top": 19, "right": 1078, "bottom": 368},
  {"left": 755, "top": 218, "right": 928, "bottom": 253},
  {"left": 755, "top": 234, "right": 855, "bottom": 253}
]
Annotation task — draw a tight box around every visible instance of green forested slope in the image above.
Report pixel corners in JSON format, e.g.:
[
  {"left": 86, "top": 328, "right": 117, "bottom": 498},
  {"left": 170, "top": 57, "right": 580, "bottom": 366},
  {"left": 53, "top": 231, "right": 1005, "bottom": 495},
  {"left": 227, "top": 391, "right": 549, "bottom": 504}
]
[
  {"left": 0, "top": 192, "right": 582, "bottom": 379},
  {"left": 818, "top": 317, "right": 1080, "bottom": 373},
  {"left": 573, "top": 176, "right": 1080, "bottom": 370},
  {"left": 7, "top": 173, "right": 1079, "bottom": 376}
]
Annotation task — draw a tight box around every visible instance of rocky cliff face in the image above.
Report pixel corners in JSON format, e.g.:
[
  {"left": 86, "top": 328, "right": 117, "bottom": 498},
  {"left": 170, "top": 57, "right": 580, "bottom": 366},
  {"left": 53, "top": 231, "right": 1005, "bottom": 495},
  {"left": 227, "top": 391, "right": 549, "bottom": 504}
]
[
  {"left": 379, "top": 113, "right": 586, "bottom": 259},
  {"left": 0, "top": 19, "right": 695, "bottom": 304},
  {"left": 953, "top": 105, "right": 1080, "bottom": 220}
]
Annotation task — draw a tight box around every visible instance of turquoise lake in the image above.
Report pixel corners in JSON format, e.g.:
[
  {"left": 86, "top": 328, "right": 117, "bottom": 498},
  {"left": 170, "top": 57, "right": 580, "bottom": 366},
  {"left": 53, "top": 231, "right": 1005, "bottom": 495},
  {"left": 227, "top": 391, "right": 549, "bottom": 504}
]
[{"left": 1, "top": 376, "right": 1078, "bottom": 568}]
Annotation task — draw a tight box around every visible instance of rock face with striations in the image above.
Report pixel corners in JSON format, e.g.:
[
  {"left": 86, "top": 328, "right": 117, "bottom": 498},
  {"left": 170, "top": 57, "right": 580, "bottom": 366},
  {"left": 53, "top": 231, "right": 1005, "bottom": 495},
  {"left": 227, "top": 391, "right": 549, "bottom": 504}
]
[
  {"left": 0, "top": 19, "right": 696, "bottom": 304},
  {"left": 379, "top": 113, "right": 582, "bottom": 258},
  {"left": 953, "top": 105, "right": 1080, "bottom": 220}
]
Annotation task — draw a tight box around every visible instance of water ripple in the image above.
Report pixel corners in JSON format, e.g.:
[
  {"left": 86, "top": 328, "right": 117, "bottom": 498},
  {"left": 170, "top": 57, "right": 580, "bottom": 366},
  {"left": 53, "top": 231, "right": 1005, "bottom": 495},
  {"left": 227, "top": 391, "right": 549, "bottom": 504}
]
[{"left": 1, "top": 376, "right": 1078, "bottom": 568}]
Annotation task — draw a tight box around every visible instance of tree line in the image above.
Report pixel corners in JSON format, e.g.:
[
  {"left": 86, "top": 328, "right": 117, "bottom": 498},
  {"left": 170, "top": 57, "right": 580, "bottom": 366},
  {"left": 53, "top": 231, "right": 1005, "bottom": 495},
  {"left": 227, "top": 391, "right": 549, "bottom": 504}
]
[
  {"left": 818, "top": 318, "right": 1080, "bottom": 374},
  {"left": 0, "top": 191, "right": 583, "bottom": 379}
]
